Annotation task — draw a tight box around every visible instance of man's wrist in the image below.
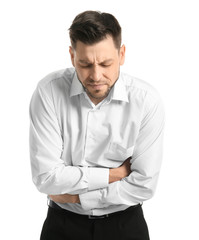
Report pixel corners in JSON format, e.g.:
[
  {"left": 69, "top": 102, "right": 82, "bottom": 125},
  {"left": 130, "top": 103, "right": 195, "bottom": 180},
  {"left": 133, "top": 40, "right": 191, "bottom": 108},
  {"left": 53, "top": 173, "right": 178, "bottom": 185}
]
[
  {"left": 49, "top": 194, "right": 80, "bottom": 204},
  {"left": 109, "top": 158, "right": 131, "bottom": 184},
  {"left": 75, "top": 194, "right": 80, "bottom": 203},
  {"left": 109, "top": 168, "right": 121, "bottom": 183}
]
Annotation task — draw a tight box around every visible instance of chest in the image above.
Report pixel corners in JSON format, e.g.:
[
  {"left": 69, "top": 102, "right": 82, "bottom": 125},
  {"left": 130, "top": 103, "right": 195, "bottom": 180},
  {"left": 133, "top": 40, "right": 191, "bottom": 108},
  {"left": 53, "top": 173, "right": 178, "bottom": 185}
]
[{"left": 58, "top": 95, "right": 144, "bottom": 166}]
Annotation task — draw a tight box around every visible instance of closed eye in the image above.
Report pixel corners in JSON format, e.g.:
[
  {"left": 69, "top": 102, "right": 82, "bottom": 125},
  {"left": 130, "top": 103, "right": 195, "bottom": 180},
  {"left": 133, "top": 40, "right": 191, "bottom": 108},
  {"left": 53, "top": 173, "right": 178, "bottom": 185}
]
[
  {"left": 79, "top": 64, "right": 92, "bottom": 68},
  {"left": 100, "top": 64, "right": 111, "bottom": 68}
]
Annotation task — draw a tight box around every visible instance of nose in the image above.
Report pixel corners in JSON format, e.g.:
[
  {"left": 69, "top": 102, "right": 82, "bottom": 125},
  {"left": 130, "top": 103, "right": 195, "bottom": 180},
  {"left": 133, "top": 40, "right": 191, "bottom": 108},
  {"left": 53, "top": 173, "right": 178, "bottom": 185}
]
[{"left": 89, "top": 65, "right": 102, "bottom": 82}]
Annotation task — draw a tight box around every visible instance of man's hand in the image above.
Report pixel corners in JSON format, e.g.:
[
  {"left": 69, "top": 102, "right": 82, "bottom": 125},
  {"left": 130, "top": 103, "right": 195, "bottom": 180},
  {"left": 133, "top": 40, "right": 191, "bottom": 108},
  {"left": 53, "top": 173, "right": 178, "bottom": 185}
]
[
  {"left": 49, "top": 194, "right": 80, "bottom": 204},
  {"left": 109, "top": 157, "right": 132, "bottom": 183},
  {"left": 49, "top": 157, "right": 131, "bottom": 204}
]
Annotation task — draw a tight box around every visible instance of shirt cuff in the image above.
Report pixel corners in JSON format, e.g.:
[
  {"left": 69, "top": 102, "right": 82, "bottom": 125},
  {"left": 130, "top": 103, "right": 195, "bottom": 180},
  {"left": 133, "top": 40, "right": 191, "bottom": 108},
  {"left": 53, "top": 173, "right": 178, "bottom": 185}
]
[
  {"left": 79, "top": 189, "right": 103, "bottom": 210},
  {"left": 87, "top": 167, "right": 109, "bottom": 191}
]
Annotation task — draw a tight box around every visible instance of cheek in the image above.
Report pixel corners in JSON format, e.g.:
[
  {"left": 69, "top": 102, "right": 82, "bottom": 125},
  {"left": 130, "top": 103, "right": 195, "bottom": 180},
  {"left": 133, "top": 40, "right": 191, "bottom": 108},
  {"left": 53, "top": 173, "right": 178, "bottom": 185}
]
[
  {"left": 105, "top": 66, "right": 120, "bottom": 83},
  {"left": 75, "top": 66, "right": 87, "bottom": 78}
]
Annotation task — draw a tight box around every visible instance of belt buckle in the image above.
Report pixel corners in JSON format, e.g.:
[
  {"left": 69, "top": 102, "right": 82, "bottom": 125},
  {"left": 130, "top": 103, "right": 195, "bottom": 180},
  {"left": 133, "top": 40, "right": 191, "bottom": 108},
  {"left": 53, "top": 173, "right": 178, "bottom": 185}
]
[{"left": 88, "top": 214, "right": 109, "bottom": 219}]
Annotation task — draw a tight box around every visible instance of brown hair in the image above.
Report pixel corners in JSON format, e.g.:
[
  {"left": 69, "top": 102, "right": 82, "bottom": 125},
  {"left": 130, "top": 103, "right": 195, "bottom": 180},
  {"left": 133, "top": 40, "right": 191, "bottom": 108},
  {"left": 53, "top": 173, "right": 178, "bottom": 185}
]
[{"left": 69, "top": 11, "right": 122, "bottom": 49}]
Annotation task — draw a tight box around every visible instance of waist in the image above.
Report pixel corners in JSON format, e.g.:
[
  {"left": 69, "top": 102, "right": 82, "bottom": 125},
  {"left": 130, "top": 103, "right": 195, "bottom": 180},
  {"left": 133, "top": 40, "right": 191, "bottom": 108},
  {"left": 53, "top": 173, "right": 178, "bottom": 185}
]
[{"left": 48, "top": 200, "right": 141, "bottom": 220}]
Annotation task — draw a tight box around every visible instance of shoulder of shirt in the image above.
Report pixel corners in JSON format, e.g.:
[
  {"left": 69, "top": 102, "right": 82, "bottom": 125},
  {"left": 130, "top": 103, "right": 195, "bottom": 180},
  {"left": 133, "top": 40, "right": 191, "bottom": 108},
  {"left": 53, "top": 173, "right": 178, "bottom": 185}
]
[
  {"left": 36, "top": 68, "right": 75, "bottom": 91},
  {"left": 121, "top": 72, "right": 162, "bottom": 103}
]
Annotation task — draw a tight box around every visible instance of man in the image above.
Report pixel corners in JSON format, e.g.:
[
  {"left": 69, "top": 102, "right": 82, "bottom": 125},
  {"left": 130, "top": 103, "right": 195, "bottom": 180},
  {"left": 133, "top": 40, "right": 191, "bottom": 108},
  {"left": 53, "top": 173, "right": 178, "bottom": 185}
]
[{"left": 29, "top": 10, "right": 165, "bottom": 240}]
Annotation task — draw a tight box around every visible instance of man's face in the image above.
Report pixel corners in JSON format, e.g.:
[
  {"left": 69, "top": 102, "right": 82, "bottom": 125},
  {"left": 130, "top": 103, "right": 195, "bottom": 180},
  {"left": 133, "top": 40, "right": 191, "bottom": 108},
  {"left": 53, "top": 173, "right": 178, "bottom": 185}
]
[{"left": 69, "top": 36, "right": 125, "bottom": 105}]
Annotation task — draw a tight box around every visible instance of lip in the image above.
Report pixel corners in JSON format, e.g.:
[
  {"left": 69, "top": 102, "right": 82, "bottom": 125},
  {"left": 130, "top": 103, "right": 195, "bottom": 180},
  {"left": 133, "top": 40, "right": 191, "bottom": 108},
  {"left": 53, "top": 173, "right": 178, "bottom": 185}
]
[{"left": 88, "top": 84, "right": 106, "bottom": 90}]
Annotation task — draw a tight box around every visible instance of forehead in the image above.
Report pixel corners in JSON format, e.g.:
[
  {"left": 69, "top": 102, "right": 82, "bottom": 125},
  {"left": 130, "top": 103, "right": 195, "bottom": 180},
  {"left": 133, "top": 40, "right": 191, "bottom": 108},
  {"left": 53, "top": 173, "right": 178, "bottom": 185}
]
[{"left": 74, "top": 36, "right": 119, "bottom": 62}]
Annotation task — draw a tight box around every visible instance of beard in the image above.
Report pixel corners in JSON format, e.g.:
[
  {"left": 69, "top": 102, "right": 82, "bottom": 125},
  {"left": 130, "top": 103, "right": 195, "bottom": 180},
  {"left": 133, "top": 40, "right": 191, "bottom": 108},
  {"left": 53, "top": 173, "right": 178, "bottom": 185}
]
[
  {"left": 76, "top": 71, "right": 120, "bottom": 102},
  {"left": 84, "top": 85, "right": 112, "bottom": 100}
]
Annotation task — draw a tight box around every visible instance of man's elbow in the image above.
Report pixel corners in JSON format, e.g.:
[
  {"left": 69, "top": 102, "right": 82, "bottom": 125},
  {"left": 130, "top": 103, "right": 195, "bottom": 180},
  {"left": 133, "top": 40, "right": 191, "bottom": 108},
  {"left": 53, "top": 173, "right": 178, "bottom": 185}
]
[{"left": 32, "top": 172, "right": 54, "bottom": 194}]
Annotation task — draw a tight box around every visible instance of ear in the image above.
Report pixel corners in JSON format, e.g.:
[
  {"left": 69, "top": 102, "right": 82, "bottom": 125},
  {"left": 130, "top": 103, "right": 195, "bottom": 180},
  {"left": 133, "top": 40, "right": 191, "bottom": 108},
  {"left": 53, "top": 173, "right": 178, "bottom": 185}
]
[
  {"left": 69, "top": 46, "right": 75, "bottom": 66},
  {"left": 119, "top": 44, "right": 126, "bottom": 66}
]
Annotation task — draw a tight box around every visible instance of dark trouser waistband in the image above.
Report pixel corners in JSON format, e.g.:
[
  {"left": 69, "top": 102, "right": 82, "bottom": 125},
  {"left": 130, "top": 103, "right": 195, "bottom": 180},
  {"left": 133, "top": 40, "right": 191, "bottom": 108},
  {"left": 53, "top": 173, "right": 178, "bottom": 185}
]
[{"left": 48, "top": 200, "right": 140, "bottom": 219}]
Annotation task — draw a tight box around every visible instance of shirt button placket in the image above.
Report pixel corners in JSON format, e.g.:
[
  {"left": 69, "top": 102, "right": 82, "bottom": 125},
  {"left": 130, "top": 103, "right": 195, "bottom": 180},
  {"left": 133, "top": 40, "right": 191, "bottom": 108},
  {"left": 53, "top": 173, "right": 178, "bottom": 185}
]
[{"left": 84, "top": 110, "right": 95, "bottom": 162}]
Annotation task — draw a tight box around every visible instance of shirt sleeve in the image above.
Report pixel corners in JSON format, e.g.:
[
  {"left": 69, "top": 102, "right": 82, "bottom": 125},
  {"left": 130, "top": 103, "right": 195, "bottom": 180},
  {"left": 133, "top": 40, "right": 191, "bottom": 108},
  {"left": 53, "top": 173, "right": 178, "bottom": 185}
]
[
  {"left": 29, "top": 84, "right": 109, "bottom": 195},
  {"left": 79, "top": 92, "right": 165, "bottom": 210}
]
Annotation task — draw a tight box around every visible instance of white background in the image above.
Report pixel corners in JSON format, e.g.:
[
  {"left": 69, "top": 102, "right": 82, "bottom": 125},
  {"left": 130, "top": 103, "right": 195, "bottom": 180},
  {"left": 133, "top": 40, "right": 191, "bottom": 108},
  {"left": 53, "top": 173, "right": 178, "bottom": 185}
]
[{"left": 0, "top": 0, "right": 199, "bottom": 239}]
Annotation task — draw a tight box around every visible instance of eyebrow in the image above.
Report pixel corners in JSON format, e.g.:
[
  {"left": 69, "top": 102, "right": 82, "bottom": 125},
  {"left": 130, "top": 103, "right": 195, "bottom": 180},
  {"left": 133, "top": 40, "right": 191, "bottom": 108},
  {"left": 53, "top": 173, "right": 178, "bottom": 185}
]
[{"left": 78, "top": 59, "right": 114, "bottom": 65}]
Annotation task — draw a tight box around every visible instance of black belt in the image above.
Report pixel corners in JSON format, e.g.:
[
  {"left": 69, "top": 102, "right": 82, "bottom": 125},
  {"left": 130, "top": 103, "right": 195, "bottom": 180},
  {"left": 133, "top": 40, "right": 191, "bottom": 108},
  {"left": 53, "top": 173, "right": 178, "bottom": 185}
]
[{"left": 48, "top": 200, "right": 140, "bottom": 220}]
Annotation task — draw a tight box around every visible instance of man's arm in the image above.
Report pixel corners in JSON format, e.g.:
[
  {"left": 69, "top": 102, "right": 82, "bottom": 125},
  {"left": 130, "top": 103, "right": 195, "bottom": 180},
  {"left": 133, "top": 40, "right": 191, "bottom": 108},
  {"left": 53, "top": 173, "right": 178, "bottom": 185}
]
[
  {"left": 29, "top": 84, "right": 109, "bottom": 195},
  {"left": 78, "top": 92, "right": 165, "bottom": 210},
  {"left": 49, "top": 158, "right": 131, "bottom": 203}
]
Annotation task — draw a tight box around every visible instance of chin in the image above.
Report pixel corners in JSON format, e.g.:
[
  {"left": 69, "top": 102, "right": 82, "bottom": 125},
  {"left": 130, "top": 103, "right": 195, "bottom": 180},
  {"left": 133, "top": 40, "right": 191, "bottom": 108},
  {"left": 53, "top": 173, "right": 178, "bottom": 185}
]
[{"left": 90, "top": 90, "right": 110, "bottom": 100}]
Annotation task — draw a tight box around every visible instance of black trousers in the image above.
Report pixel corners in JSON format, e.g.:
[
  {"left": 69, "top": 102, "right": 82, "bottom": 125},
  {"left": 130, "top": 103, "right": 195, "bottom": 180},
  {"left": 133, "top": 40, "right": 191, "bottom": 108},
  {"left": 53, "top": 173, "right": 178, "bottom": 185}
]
[{"left": 40, "top": 204, "right": 150, "bottom": 240}]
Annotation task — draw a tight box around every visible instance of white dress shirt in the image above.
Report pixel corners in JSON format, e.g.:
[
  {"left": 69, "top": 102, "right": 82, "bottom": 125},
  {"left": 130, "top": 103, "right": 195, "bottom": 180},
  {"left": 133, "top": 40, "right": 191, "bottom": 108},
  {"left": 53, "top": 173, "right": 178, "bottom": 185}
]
[{"left": 29, "top": 68, "right": 165, "bottom": 216}]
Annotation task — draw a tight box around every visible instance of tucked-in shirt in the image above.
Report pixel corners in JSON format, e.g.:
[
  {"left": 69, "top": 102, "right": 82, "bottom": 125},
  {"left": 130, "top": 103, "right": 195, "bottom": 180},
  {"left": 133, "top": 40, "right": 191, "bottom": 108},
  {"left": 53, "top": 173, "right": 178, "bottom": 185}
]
[{"left": 29, "top": 68, "right": 165, "bottom": 216}]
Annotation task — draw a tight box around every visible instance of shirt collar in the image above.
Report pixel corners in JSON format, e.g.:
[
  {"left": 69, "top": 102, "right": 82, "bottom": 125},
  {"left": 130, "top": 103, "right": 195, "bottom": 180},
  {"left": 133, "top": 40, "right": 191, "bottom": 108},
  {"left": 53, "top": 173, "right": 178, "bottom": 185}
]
[
  {"left": 111, "top": 73, "right": 129, "bottom": 103},
  {"left": 70, "top": 71, "right": 84, "bottom": 97},
  {"left": 70, "top": 71, "right": 129, "bottom": 103}
]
